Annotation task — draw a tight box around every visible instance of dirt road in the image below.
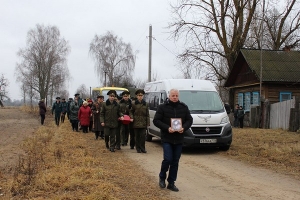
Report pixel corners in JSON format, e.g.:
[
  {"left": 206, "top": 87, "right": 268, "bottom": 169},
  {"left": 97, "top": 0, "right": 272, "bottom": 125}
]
[
  {"left": 124, "top": 138, "right": 300, "bottom": 200},
  {"left": 1, "top": 108, "right": 300, "bottom": 199}
]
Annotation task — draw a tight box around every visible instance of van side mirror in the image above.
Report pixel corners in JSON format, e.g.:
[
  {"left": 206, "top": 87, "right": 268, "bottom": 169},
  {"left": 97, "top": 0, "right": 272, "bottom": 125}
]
[{"left": 224, "top": 103, "right": 231, "bottom": 114}]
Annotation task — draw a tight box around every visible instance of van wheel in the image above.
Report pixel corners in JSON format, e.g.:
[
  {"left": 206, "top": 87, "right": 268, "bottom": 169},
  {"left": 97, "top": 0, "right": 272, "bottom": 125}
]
[
  {"left": 145, "top": 130, "right": 152, "bottom": 142},
  {"left": 220, "top": 145, "right": 230, "bottom": 151}
]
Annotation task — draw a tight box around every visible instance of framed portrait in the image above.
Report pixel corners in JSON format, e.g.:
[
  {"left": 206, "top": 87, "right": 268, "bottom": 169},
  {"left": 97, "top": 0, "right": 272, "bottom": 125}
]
[{"left": 171, "top": 118, "right": 182, "bottom": 131}]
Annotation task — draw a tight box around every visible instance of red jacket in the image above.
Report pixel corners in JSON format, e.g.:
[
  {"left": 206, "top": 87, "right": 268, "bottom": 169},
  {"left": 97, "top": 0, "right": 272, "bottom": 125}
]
[{"left": 78, "top": 106, "right": 92, "bottom": 126}]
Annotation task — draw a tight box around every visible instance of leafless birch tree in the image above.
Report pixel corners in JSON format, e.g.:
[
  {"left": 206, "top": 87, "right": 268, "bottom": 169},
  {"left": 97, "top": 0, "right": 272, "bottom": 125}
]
[
  {"left": 89, "top": 31, "right": 135, "bottom": 87},
  {"left": 15, "top": 24, "right": 70, "bottom": 104},
  {"left": 0, "top": 74, "right": 9, "bottom": 107}
]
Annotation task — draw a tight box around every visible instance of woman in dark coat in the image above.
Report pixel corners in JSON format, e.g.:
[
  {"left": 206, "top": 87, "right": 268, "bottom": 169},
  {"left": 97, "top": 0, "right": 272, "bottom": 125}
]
[
  {"left": 92, "top": 96, "right": 104, "bottom": 139},
  {"left": 38, "top": 99, "right": 47, "bottom": 125},
  {"left": 78, "top": 101, "right": 92, "bottom": 133}
]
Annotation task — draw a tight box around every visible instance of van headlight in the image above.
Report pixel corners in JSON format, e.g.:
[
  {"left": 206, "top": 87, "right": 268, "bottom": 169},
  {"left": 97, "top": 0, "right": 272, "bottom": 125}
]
[{"left": 221, "top": 116, "right": 229, "bottom": 124}]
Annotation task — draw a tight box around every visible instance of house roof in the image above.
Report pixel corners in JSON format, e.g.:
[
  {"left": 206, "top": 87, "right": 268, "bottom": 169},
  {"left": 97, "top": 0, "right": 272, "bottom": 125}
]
[{"left": 240, "top": 49, "right": 300, "bottom": 82}]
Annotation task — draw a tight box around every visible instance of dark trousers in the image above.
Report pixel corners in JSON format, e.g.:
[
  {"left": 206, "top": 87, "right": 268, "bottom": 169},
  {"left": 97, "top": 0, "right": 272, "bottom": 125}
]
[
  {"left": 134, "top": 128, "right": 146, "bottom": 151},
  {"left": 239, "top": 117, "right": 244, "bottom": 128},
  {"left": 71, "top": 120, "right": 78, "bottom": 131},
  {"left": 115, "top": 124, "right": 121, "bottom": 148},
  {"left": 61, "top": 113, "right": 65, "bottom": 123},
  {"left": 234, "top": 117, "right": 239, "bottom": 127},
  {"left": 104, "top": 127, "right": 116, "bottom": 149},
  {"left": 54, "top": 113, "right": 60, "bottom": 126},
  {"left": 89, "top": 121, "right": 93, "bottom": 132},
  {"left": 82, "top": 126, "right": 88, "bottom": 133},
  {"left": 40, "top": 114, "right": 45, "bottom": 125},
  {"left": 159, "top": 142, "right": 182, "bottom": 184},
  {"left": 95, "top": 131, "right": 100, "bottom": 139},
  {"left": 120, "top": 124, "right": 129, "bottom": 145},
  {"left": 129, "top": 129, "right": 135, "bottom": 148}
]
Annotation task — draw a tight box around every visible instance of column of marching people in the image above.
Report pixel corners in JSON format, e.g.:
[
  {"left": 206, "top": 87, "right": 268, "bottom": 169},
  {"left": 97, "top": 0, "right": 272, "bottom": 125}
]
[{"left": 50, "top": 90, "right": 150, "bottom": 153}]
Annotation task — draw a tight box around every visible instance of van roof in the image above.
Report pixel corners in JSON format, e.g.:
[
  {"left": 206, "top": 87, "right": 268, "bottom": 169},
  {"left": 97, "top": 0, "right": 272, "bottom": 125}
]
[{"left": 144, "top": 79, "right": 217, "bottom": 93}]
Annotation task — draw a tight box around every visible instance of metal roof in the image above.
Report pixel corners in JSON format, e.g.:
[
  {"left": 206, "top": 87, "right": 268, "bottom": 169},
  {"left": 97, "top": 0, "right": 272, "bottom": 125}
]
[{"left": 241, "top": 49, "right": 300, "bottom": 82}]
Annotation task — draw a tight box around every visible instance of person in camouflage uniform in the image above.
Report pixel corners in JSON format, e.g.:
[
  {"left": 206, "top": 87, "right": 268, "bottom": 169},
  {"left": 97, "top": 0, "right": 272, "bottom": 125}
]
[
  {"left": 100, "top": 90, "right": 124, "bottom": 152},
  {"left": 115, "top": 95, "right": 123, "bottom": 150},
  {"left": 129, "top": 89, "right": 150, "bottom": 153},
  {"left": 119, "top": 91, "right": 133, "bottom": 147},
  {"left": 52, "top": 97, "right": 62, "bottom": 126}
]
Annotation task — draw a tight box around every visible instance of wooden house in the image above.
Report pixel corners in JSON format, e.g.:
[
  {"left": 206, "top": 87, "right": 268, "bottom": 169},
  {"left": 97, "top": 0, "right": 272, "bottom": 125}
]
[{"left": 224, "top": 49, "right": 300, "bottom": 113}]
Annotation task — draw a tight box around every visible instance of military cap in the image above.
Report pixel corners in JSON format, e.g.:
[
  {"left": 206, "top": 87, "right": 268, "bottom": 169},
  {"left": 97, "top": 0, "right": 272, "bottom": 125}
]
[
  {"left": 74, "top": 93, "right": 80, "bottom": 97},
  {"left": 56, "top": 97, "right": 61, "bottom": 100},
  {"left": 62, "top": 98, "right": 65, "bottom": 100},
  {"left": 68, "top": 98, "right": 73, "bottom": 101},
  {"left": 97, "top": 95, "right": 104, "bottom": 99},
  {"left": 121, "top": 91, "right": 130, "bottom": 96},
  {"left": 107, "top": 90, "right": 117, "bottom": 96},
  {"left": 135, "top": 89, "right": 145, "bottom": 95}
]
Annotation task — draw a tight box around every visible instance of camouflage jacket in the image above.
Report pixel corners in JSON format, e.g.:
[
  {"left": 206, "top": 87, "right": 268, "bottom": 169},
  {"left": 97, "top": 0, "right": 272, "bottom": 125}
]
[
  {"left": 129, "top": 100, "right": 150, "bottom": 128},
  {"left": 119, "top": 99, "right": 132, "bottom": 115},
  {"left": 100, "top": 99, "right": 123, "bottom": 128}
]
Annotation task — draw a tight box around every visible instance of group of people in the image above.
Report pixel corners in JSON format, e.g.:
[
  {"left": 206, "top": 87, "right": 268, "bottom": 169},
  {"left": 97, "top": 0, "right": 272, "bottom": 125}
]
[
  {"left": 233, "top": 104, "right": 245, "bottom": 128},
  {"left": 38, "top": 88, "right": 193, "bottom": 192},
  {"left": 99, "top": 89, "right": 150, "bottom": 153}
]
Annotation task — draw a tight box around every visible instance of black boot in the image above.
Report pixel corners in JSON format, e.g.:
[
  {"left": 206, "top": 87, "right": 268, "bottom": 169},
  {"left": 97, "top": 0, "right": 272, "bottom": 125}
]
[
  {"left": 105, "top": 142, "right": 109, "bottom": 149},
  {"left": 167, "top": 183, "right": 179, "bottom": 192}
]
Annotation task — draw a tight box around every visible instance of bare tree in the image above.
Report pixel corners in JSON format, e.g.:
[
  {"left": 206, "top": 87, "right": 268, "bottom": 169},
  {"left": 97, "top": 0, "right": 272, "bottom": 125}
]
[
  {"left": 76, "top": 84, "right": 89, "bottom": 100},
  {"left": 170, "top": 0, "right": 258, "bottom": 81},
  {"left": 89, "top": 31, "right": 135, "bottom": 87},
  {"left": 15, "top": 24, "right": 70, "bottom": 104},
  {"left": 0, "top": 74, "right": 9, "bottom": 107},
  {"left": 262, "top": 0, "right": 300, "bottom": 50},
  {"left": 170, "top": 0, "right": 300, "bottom": 82}
]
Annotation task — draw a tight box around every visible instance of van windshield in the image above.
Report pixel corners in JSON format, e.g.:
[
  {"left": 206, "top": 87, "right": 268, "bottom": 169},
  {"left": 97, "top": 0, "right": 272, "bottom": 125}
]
[{"left": 179, "top": 91, "right": 224, "bottom": 113}]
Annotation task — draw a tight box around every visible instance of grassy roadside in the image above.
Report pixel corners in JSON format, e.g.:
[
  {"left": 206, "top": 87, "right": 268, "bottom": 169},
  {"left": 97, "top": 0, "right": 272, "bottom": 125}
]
[
  {"left": 1, "top": 120, "right": 174, "bottom": 200},
  {"left": 219, "top": 127, "right": 300, "bottom": 180},
  {"left": 1, "top": 107, "right": 300, "bottom": 199}
]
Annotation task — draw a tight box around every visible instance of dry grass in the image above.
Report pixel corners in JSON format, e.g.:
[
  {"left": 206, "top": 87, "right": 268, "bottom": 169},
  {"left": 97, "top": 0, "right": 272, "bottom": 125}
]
[
  {"left": 219, "top": 127, "right": 300, "bottom": 180},
  {"left": 1, "top": 107, "right": 300, "bottom": 199},
  {"left": 3, "top": 118, "right": 174, "bottom": 200}
]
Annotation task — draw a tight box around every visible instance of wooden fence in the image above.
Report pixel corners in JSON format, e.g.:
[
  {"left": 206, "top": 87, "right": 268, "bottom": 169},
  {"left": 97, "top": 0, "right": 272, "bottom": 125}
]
[{"left": 269, "top": 98, "right": 295, "bottom": 130}]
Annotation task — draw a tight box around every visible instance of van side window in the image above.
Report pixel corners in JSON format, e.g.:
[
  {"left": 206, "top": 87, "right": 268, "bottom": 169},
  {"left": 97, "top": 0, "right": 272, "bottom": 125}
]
[{"left": 161, "top": 92, "right": 167, "bottom": 104}]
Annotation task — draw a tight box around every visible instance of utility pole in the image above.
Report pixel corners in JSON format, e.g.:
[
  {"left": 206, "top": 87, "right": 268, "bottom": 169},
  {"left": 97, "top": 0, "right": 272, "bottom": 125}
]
[
  {"left": 104, "top": 71, "right": 107, "bottom": 87},
  {"left": 148, "top": 24, "right": 152, "bottom": 82},
  {"left": 259, "top": 0, "right": 265, "bottom": 101}
]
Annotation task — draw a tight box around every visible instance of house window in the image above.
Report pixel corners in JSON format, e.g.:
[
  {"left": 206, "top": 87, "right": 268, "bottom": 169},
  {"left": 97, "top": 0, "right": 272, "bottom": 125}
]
[
  {"left": 280, "top": 92, "right": 292, "bottom": 102},
  {"left": 245, "top": 92, "right": 251, "bottom": 111},
  {"left": 252, "top": 92, "right": 259, "bottom": 105},
  {"left": 238, "top": 93, "right": 244, "bottom": 108},
  {"left": 238, "top": 91, "right": 260, "bottom": 111}
]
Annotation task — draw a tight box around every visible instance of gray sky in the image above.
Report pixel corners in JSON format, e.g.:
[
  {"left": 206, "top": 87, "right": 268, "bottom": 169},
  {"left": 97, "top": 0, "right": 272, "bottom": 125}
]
[{"left": 0, "top": 0, "right": 183, "bottom": 100}]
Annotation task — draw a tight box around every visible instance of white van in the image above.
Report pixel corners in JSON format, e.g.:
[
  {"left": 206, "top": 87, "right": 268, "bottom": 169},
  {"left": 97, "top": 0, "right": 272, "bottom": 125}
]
[{"left": 144, "top": 79, "right": 232, "bottom": 151}]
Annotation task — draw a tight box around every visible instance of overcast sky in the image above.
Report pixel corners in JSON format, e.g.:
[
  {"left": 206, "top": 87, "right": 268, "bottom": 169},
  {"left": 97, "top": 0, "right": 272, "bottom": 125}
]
[{"left": 0, "top": 0, "right": 184, "bottom": 100}]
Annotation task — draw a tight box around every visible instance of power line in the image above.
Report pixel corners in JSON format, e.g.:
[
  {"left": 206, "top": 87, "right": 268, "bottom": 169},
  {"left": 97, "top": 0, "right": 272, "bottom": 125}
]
[{"left": 151, "top": 36, "right": 177, "bottom": 57}]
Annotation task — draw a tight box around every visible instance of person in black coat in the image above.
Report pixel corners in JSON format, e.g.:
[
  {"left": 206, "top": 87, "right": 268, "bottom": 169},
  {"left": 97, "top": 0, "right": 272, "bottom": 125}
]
[
  {"left": 38, "top": 99, "right": 47, "bottom": 125},
  {"left": 153, "top": 89, "right": 193, "bottom": 192}
]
